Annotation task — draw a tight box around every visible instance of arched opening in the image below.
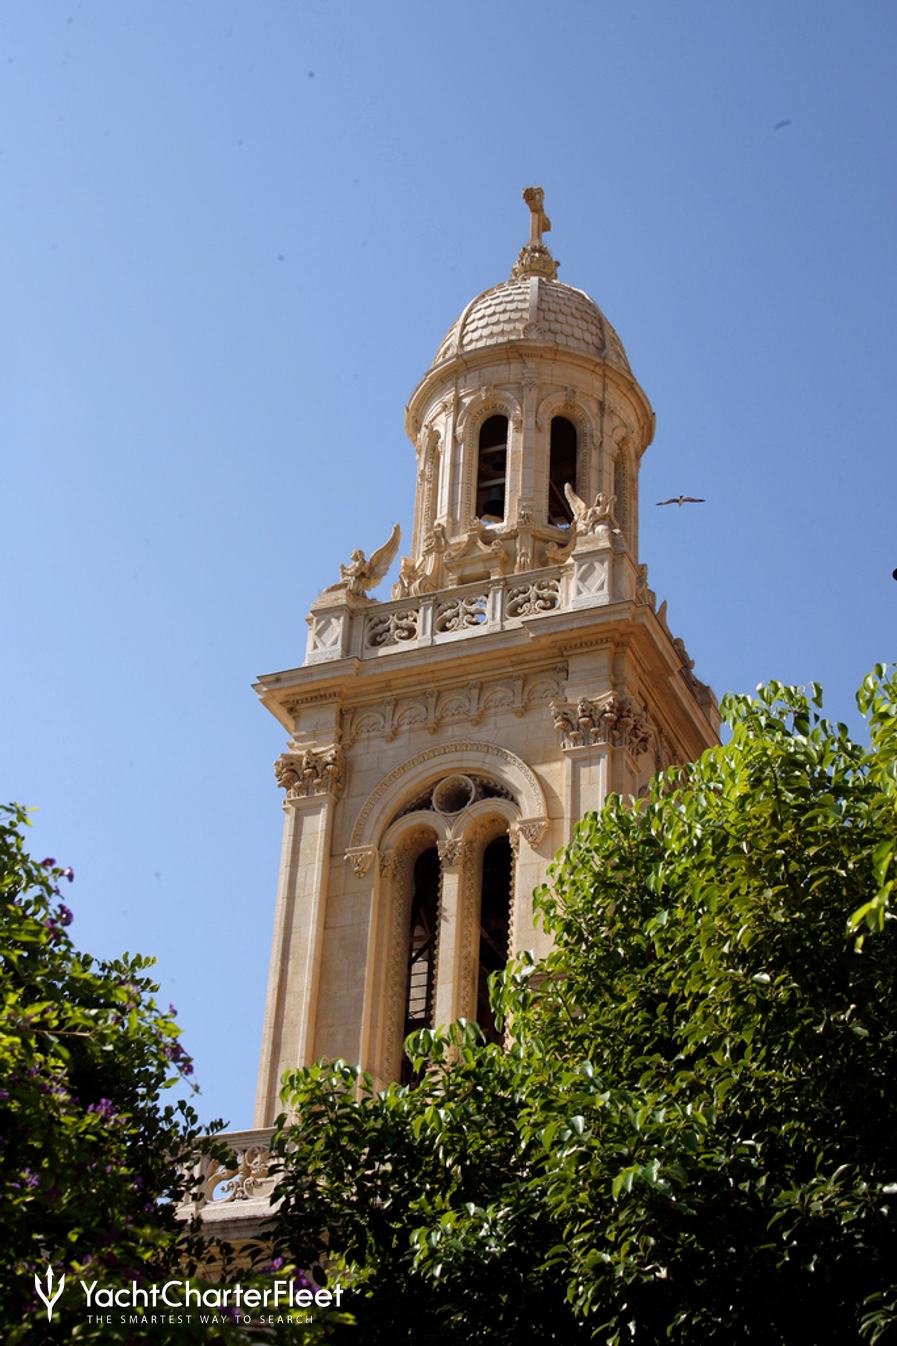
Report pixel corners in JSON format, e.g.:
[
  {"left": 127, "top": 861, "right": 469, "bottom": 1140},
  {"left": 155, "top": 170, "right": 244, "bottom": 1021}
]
[
  {"left": 548, "top": 416, "right": 577, "bottom": 526},
  {"left": 476, "top": 835, "right": 512, "bottom": 1045},
  {"left": 476, "top": 415, "right": 508, "bottom": 523},
  {"left": 400, "top": 846, "right": 440, "bottom": 1084}
]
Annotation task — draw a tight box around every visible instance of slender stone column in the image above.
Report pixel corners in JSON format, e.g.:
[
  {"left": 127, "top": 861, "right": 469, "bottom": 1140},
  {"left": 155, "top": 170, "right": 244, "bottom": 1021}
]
[
  {"left": 253, "top": 748, "right": 342, "bottom": 1127},
  {"left": 433, "top": 839, "right": 467, "bottom": 1027}
]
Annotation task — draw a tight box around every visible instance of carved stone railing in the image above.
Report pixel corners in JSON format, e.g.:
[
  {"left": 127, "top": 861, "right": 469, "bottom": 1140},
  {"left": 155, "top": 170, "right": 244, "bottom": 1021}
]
[
  {"left": 179, "top": 1128, "right": 278, "bottom": 1227},
  {"left": 306, "top": 563, "right": 593, "bottom": 666}
]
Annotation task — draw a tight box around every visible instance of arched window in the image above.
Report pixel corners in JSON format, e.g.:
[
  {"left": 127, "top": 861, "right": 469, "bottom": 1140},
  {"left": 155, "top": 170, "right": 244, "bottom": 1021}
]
[
  {"left": 400, "top": 846, "right": 440, "bottom": 1084},
  {"left": 548, "top": 416, "right": 577, "bottom": 526},
  {"left": 476, "top": 415, "right": 508, "bottom": 523},
  {"left": 476, "top": 835, "right": 512, "bottom": 1045}
]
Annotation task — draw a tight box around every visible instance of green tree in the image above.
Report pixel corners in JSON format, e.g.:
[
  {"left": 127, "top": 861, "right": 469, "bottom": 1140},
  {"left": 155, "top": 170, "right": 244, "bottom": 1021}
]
[
  {"left": 270, "top": 668, "right": 897, "bottom": 1344},
  {"left": 0, "top": 804, "right": 347, "bottom": 1343}
]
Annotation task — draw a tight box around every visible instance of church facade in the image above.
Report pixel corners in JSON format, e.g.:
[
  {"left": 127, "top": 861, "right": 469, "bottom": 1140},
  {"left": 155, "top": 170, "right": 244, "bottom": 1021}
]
[{"left": 190, "top": 190, "right": 718, "bottom": 1231}]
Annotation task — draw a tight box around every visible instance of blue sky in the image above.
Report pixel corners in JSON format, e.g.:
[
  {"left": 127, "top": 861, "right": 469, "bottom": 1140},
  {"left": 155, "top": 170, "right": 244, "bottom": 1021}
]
[{"left": 2, "top": 1, "right": 895, "bottom": 1127}]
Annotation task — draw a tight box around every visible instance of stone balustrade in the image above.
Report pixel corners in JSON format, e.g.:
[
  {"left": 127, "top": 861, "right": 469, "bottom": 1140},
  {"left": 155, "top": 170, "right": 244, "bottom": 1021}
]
[
  {"left": 179, "top": 1128, "right": 279, "bottom": 1237},
  {"left": 305, "top": 545, "right": 636, "bottom": 667}
]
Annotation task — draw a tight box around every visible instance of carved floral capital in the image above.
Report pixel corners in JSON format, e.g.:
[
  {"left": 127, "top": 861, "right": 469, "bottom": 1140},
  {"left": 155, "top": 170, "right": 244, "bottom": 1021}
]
[
  {"left": 275, "top": 745, "right": 345, "bottom": 801},
  {"left": 550, "top": 695, "right": 651, "bottom": 756},
  {"left": 437, "top": 838, "right": 466, "bottom": 868}
]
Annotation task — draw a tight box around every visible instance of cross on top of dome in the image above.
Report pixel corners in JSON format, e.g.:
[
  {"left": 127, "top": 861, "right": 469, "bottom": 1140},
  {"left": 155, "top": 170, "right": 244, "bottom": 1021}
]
[{"left": 511, "top": 185, "right": 559, "bottom": 281}]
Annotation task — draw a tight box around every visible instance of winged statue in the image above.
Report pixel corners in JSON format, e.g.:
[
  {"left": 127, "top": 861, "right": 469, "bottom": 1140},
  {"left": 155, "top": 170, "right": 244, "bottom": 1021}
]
[
  {"left": 563, "top": 483, "right": 618, "bottom": 533},
  {"left": 335, "top": 523, "right": 401, "bottom": 596}
]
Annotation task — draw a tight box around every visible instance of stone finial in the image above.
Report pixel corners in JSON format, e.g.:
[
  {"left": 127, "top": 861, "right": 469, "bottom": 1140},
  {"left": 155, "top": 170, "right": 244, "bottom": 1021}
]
[{"left": 511, "top": 185, "right": 559, "bottom": 281}]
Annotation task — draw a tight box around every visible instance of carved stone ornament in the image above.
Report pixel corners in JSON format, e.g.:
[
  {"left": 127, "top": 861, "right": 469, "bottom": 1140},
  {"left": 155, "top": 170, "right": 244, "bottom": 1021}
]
[
  {"left": 345, "top": 846, "right": 376, "bottom": 878},
  {"left": 342, "top": 665, "right": 566, "bottom": 747},
  {"left": 379, "top": 849, "right": 399, "bottom": 879},
  {"left": 437, "top": 838, "right": 466, "bottom": 867},
  {"left": 203, "top": 1144, "right": 274, "bottom": 1205},
  {"left": 550, "top": 695, "right": 652, "bottom": 756},
  {"left": 510, "top": 186, "right": 560, "bottom": 280},
  {"left": 328, "top": 523, "right": 401, "bottom": 597},
  {"left": 564, "top": 484, "right": 620, "bottom": 537},
  {"left": 512, "top": 817, "right": 549, "bottom": 848},
  {"left": 274, "top": 746, "right": 345, "bottom": 801}
]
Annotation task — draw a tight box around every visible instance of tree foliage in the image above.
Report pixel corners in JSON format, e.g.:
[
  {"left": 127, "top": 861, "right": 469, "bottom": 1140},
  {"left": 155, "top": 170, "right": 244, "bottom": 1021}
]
[
  {"left": 0, "top": 804, "right": 346, "bottom": 1344},
  {"left": 271, "top": 668, "right": 897, "bottom": 1344}
]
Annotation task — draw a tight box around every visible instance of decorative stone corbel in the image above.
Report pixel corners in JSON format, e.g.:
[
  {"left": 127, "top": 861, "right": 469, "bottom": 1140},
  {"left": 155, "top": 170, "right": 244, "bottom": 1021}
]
[
  {"left": 345, "top": 846, "right": 376, "bottom": 878},
  {"left": 512, "top": 817, "right": 549, "bottom": 848}
]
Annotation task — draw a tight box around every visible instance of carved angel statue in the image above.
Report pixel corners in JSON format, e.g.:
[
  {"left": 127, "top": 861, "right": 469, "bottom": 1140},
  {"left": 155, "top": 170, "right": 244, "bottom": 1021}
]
[
  {"left": 335, "top": 523, "right": 401, "bottom": 596},
  {"left": 391, "top": 554, "right": 436, "bottom": 600},
  {"left": 564, "top": 483, "right": 619, "bottom": 534}
]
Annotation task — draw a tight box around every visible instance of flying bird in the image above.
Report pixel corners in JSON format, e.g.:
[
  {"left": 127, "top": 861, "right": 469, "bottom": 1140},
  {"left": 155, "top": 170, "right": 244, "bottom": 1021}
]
[
  {"left": 773, "top": 119, "right": 792, "bottom": 130},
  {"left": 656, "top": 496, "right": 706, "bottom": 507}
]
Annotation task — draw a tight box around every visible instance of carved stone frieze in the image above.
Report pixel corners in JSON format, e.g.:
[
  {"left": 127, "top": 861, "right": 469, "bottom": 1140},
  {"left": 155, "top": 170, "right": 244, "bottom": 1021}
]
[
  {"left": 274, "top": 746, "right": 345, "bottom": 800},
  {"left": 342, "top": 666, "right": 566, "bottom": 747},
  {"left": 550, "top": 694, "right": 651, "bottom": 756}
]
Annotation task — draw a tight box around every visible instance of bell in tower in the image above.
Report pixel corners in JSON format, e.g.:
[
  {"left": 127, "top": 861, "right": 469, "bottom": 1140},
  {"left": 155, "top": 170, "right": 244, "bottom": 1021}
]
[{"left": 251, "top": 189, "right": 719, "bottom": 1125}]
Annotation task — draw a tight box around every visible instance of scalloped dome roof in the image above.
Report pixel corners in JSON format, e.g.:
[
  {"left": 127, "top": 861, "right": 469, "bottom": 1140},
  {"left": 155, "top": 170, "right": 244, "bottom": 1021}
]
[{"left": 432, "top": 275, "right": 632, "bottom": 376}]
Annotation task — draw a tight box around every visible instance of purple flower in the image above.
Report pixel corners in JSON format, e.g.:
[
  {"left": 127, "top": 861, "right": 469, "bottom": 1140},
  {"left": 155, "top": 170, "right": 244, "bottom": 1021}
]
[
  {"left": 23, "top": 1170, "right": 39, "bottom": 1189},
  {"left": 88, "top": 1098, "right": 117, "bottom": 1119},
  {"left": 0, "top": 1089, "right": 10, "bottom": 1101},
  {"left": 164, "top": 1040, "right": 194, "bottom": 1074},
  {"left": 57, "top": 904, "right": 74, "bottom": 927},
  {"left": 40, "top": 857, "right": 56, "bottom": 867},
  {"left": 265, "top": 1257, "right": 286, "bottom": 1272},
  {"left": 61, "top": 867, "right": 74, "bottom": 882}
]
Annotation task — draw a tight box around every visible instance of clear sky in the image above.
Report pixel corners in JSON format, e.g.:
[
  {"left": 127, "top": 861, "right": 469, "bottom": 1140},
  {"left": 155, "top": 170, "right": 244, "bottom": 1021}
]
[{"left": 2, "top": 1, "right": 895, "bottom": 1128}]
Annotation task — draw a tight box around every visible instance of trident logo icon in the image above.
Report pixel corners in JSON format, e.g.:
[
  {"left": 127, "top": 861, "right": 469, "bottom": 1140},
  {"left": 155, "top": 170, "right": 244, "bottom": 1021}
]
[{"left": 34, "top": 1265, "right": 65, "bottom": 1321}]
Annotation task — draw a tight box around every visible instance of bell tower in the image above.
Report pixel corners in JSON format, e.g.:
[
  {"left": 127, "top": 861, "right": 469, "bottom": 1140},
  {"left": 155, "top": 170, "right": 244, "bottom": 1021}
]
[{"left": 251, "top": 190, "right": 719, "bottom": 1125}]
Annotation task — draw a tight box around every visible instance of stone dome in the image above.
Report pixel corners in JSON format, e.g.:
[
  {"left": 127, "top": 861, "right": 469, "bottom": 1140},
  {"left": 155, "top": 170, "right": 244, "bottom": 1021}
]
[{"left": 432, "top": 275, "right": 632, "bottom": 376}]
